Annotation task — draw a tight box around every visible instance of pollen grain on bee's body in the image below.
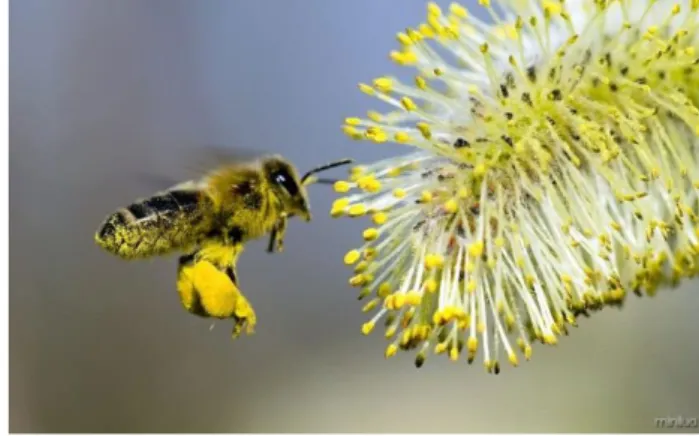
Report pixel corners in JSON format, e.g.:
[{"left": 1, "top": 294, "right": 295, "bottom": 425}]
[{"left": 334, "top": 0, "right": 699, "bottom": 372}]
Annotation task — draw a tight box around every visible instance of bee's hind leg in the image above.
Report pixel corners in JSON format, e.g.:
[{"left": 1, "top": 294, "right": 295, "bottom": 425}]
[
  {"left": 223, "top": 266, "right": 257, "bottom": 338},
  {"left": 176, "top": 253, "right": 257, "bottom": 337},
  {"left": 266, "top": 214, "right": 288, "bottom": 254}
]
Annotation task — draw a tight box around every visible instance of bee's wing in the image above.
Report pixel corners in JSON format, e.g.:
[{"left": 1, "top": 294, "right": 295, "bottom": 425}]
[{"left": 136, "top": 143, "right": 270, "bottom": 192}]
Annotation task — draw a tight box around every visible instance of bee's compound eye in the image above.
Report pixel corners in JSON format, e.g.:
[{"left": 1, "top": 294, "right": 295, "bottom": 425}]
[
  {"left": 275, "top": 173, "right": 287, "bottom": 185},
  {"left": 272, "top": 170, "right": 299, "bottom": 196}
]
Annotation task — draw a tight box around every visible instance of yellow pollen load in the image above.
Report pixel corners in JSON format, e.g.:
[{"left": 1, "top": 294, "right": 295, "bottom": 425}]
[{"left": 335, "top": 0, "right": 699, "bottom": 373}]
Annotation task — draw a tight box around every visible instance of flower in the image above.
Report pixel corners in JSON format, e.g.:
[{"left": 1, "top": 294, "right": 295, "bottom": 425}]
[{"left": 333, "top": 0, "right": 699, "bottom": 372}]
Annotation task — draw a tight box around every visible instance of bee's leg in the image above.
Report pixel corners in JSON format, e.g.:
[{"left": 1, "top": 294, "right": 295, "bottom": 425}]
[
  {"left": 176, "top": 253, "right": 257, "bottom": 337},
  {"left": 223, "top": 266, "right": 257, "bottom": 338},
  {"left": 176, "top": 252, "right": 209, "bottom": 317},
  {"left": 266, "top": 214, "right": 288, "bottom": 254}
]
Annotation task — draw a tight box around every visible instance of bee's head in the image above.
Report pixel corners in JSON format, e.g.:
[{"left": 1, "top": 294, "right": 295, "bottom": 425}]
[{"left": 262, "top": 156, "right": 312, "bottom": 222}]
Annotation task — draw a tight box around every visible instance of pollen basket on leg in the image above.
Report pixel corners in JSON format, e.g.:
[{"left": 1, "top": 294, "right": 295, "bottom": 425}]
[{"left": 337, "top": 0, "right": 699, "bottom": 372}]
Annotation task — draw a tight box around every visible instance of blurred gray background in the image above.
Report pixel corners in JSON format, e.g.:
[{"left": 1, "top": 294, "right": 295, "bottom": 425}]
[{"left": 9, "top": 0, "right": 699, "bottom": 432}]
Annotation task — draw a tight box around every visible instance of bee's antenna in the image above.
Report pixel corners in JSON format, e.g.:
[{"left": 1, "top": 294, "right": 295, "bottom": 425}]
[{"left": 301, "top": 158, "right": 353, "bottom": 186}]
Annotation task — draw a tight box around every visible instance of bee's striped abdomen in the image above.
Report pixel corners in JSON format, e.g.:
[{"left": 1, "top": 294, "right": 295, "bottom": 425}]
[{"left": 95, "top": 189, "right": 214, "bottom": 259}]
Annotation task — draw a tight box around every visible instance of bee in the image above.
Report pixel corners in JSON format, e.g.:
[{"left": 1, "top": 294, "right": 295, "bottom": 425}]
[{"left": 95, "top": 154, "right": 352, "bottom": 338}]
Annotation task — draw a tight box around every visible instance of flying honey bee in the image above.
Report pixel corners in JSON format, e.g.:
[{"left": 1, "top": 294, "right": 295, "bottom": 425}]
[{"left": 95, "top": 153, "right": 352, "bottom": 338}]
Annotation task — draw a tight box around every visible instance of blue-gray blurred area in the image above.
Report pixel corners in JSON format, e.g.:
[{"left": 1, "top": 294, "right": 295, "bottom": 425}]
[{"left": 8, "top": 0, "right": 699, "bottom": 432}]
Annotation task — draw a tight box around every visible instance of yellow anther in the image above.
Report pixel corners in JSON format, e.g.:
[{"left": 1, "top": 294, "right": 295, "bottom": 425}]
[
  {"left": 415, "top": 76, "right": 427, "bottom": 90},
  {"left": 473, "top": 163, "right": 487, "bottom": 177},
  {"left": 365, "top": 127, "right": 388, "bottom": 143},
  {"left": 444, "top": 198, "right": 458, "bottom": 213},
  {"left": 543, "top": 0, "right": 561, "bottom": 15},
  {"left": 672, "top": 3, "right": 681, "bottom": 14},
  {"left": 367, "top": 110, "right": 382, "bottom": 122},
  {"left": 363, "top": 228, "right": 379, "bottom": 241},
  {"left": 508, "top": 352, "right": 519, "bottom": 367},
  {"left": 358, "top": 83, "right": 375, "bottom": 95},
  {"left": 467, "top": 336, "right": 478, "bottom": 352},
  {"left": 363, "top": 247, "right": 377, "bottom": 261},
  {"left": 348, "top": 204, "right": 367, "bottom": 217},
  {"left": 478, "top": 0, "right": 491, "bottom": 6},
  {"left": 416, "top": 122, "right": 432, "bottom": 139},
  {"left": 419, "top": 23, "right": 435, "bottom": 38},
  {"left": 354, "top": 261, "right": 368, "bottom": 274},
  {"left": 361, "top": 321, "right": 376, "bottom": 335},
  {"left": 387, "top": 167, "right": 402, "bottom": 178},
  {"left": 333, "top": 180, "right": 351, "bottom": 193},
  {"left": 332, "top": 197, "right": 350, "bottom": 210},
  {"left": 344, "top": 250, "right": 361, "bottom": 265},
  {"left": 401, "top": 96, "right": 418, "bottom": 111},
  {"left": 393, "top": 188, "right": 407, "bottom": 198},
  {"left": 394, "top": 131, "right": 412, "bottom": 143},
  {"left": 373, "top": 77, "right": 393, "bottom": 92},
  {"left": 420, "top": 190, "right": 434, "bottom": 203},
  {"left": 350, "top": 166, "right": 365, "bottom": 177},
  {"left": 390, "top": 50, "right": 418, "bottom": 65},
  {"left": 365, "top": 179, "right": 381, "bottom": 193},
  {"left": 432, "top": 310, "right": 445, "bottom": 326},
  {"left": 543, "top": 333, "right": 558, "bottom": 345},
  {"left": 393, "top": 293, "right": 406, "bottom": 309},
  {"left": 342, "top": 125, "right": 361, "bottom": 139},
  {"left": 406, "top": 290, "right": 422, "bottom": 306},
  {"left": 424, "top": 253, "right": 445, "bottom": 270},
  {"left": 435, "top": 342, "right": 448, "bottom": 354},
  {"left": 385, "top": 343, "right": 398, "bottom": 358},
  {"left": 442, "top": 306, "right": 457, "bottom": 322},
  {"left": 427, "top": 2, "right": 442, "bottom": 16},
  {"left": 372, "top": 212, "right": 388, "bottom": 225},
  {"left": 349, "top": 274, "right": 367, "bottom": 287},
  {"left": 467, "top": 278, "right": 477, "bottom": 293},
  {"left": 468, "top": 241, "right": 484, "bottom": 257},
  {"left": 449, "top": 346, "right": 459, "bottom": 361},
  {"left": 524, "top": 344, "right": 532, "bottom": 360},
  {"left": 424, "top": 278, "right": 438, "bottom": 293},
  {"left": 362, "top": 299, "right": 380, "bottom": 313},
  {"left": 344, "top": 117, "right": 361, "bottom": 126},
  {"left": 396, "top": 32, "right": 412, "bottom": 46},
  {"left": 450, "top": 3, "right": 468, "bottom": 18},
  {"left": 378, "top": 282, "right": 392, "bottom": 298}
]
